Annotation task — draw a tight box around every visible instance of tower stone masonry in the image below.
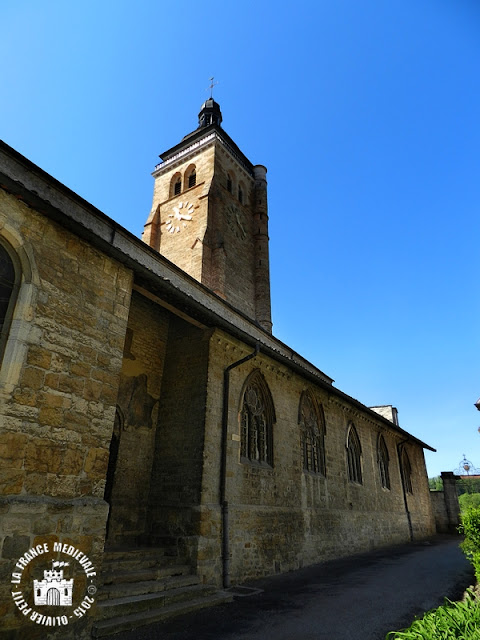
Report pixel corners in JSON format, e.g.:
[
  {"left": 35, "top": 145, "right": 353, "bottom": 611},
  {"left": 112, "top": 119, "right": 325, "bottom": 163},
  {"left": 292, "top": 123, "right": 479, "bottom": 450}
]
[{"left": 142, "top": 99, "right": 273, "bottom": 333}]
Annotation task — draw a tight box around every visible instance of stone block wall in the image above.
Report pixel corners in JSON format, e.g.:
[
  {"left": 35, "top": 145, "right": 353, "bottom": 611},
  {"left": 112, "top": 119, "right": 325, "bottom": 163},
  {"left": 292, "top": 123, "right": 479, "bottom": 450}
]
[
  {"left": 106, "top": 290, "right": 169, "bottom": 545},
  {"left": 197, "top": 330, "right": 436, "bottom": 584},
  {"left": 431, "top": 491, "right": 450, "bottom": 533},
  {"left": 0, "top": 189, "right": 132, "bottom": 636},
  {"left": 143, "top": 145, "right": 215, "bottom": 284},
  {"left": 147, "top": 316, "right": 210, "bottom": 560},
  {"left": 207, "top": 147, "right": 256, "bottom": 317},
  {"left": 430, "top": 472, "right": 461, "bottom": 534}
]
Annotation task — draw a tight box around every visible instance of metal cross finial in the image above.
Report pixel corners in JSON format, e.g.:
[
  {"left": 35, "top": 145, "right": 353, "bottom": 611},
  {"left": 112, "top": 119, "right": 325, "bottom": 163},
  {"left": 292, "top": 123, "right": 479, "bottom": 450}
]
[{"left": 208, "top": 77, "right": 218, "bottom": 98}]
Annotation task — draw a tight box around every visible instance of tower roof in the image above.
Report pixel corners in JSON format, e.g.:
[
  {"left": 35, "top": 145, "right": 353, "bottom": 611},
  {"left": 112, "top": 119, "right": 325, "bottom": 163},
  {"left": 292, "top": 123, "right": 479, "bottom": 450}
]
[{"left": 198, "top": 98, "right": 223, "bottom": 128}]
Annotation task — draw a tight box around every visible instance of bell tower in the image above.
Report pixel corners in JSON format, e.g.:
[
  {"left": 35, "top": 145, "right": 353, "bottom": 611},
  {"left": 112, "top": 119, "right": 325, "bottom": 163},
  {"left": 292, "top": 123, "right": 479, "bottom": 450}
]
[{"left": 143, "top": 98, "right": 272, "bottom": 333}]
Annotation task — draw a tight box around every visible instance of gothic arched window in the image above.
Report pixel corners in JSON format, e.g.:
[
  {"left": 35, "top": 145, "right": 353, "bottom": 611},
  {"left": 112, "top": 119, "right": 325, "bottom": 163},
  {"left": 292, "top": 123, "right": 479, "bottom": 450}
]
[
  {"left": 377, "top": 434, "right": 390, "bottom": 489},
  {"left": 240, "top": 370, "right": 275, "bottom": 466},
  {"left": 0, "top": 240, "right": 20, "bottom": 364},
  {"left": 299, "top": 391, "right": 326, "bottom": 475},
  {"left": 400, "top": 447, "right": 413, "bottom": 494},
  {"left": 227, "top": 173, "right": 233, "bottom": 193},
  {"left": 346, "top": 423, "right": 362, "bottom": 484}
]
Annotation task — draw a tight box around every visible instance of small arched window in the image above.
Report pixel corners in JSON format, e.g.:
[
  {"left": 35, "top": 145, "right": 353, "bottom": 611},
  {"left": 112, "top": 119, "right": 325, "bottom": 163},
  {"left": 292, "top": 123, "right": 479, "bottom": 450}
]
[
  {"left": 346, "top": 423, "right": 362, "bottom": 484},
  {"left": 0, "top": 240, "right": 20, "bottom": 363},
  {"left": 377, "top": 434, "right": 390, "bottom": 489},
  {"left": 299, "top": 391, "right": 326, "bottom": 475},
  {"left": 238, "top": 181, "right": 246, "bottom": 205},
  {"left": 185, "top": 166, "right": 196, "bottom": 189},
  {"left": 240, "top": 370, "right": 275, "bottom": 466},
  {"left": 400, "top": 447, "right": 413, "bottom": 494},
  {"left": 170, "top": 173, "right": 182, "bottom": 198},
  {"left": 227, "top": 174, "right": 233, "bottom": 193}
]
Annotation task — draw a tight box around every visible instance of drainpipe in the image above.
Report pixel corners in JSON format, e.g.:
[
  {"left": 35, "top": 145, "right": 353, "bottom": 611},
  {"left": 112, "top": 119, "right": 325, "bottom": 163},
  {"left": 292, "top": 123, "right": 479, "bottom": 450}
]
[
  {"left": 397, "top": 439, "right": 414, "bottom": 542},
  {"left": 220, "top": 343, "right": 260, "bottom": 588}
]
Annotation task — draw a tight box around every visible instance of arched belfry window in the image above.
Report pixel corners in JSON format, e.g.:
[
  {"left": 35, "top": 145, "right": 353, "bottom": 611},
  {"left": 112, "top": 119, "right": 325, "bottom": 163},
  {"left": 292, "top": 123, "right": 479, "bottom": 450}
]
[
  {"left": 238, "top": 181, "right": 246, "bottom": 205},
  {"left": 346, "top": 423, "right": 362, "bottom": 484},
  {"left": 185, "top": 165, "right": 196, "bottom": 189},
  {"left": 299, "top": 391, "right": 326, "bottom": 475},
  {"left": 170, "top": 173, "right": 182, "bottom": 198},
  {"left": 240, "top": 370, "right": 275, "bottom": 466},
  {"left": 0, "top": 239, "right": 20, "bottom": 363},
  {"left": 400, "top": 446, "right": 413, "bottom": 494},
  {"left": 377, "top": 434, "right": 390, "bottom": 489}
]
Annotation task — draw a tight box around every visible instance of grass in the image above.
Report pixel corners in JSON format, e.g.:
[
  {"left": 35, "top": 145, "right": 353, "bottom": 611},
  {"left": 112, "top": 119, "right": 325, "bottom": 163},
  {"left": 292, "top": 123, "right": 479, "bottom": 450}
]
[{"left": 385, "top": 591, "right": 480, "bottom": 639}]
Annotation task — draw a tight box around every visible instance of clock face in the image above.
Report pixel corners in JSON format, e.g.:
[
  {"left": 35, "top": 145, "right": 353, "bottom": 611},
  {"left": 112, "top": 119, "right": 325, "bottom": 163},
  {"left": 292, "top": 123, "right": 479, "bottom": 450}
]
[
  {"left": 226, "top": 204, "right": 247, "bottom": 240},
  {"left": 166, "top": 201, "right": 194, "bottom": 234}
]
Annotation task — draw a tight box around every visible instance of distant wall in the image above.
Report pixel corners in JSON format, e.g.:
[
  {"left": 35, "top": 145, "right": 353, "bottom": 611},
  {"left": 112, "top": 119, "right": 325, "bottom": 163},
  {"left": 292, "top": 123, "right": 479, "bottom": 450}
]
[{"left": 430, "top": 472, "right": 461, "bottom": 534}]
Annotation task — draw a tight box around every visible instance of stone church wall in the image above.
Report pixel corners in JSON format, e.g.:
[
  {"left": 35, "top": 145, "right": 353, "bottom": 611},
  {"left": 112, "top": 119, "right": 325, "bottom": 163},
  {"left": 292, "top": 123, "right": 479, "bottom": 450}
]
[
  {"left": 106, "top": 290, "right": 169, "bottom": 545},
  {"left": 197, "top": 330, "right": 435, "bottom": 584},
  {"left": 0, "top": 189, "right": 132, "bottom": 636},
  {"left": 147, "top": 316, "right": 211, "bottom": 561}
]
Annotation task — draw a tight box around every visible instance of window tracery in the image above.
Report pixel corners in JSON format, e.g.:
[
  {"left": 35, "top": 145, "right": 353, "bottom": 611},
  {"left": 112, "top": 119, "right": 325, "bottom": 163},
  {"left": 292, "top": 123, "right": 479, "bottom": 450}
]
[
  {"left": 377, "top": 434, "right": 390, "bottom": 489},
  {"left": 400, "top": 447, "right": 413, "bottom": 494},
  {"left": 299, "top": 391, "right": 326, "bottom": 475},
  {"left": 240, "top": 371, "right": 275, "bottom": 466},
  {"left": 346, "top": 423, "right": 362, "bottom": 484}
]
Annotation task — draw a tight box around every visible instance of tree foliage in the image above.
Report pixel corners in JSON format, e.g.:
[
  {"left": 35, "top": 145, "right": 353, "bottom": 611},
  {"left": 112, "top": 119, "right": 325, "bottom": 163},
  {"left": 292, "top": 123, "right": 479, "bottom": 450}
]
[
  {"left": 457, "top": 477, "right": 480, "bottom": 496},
  {"left": 428, "top": 476, "right": 443, "bottom": 491},
  {"left": 459, "top": 493, "right": 480, "bottom": 512}
]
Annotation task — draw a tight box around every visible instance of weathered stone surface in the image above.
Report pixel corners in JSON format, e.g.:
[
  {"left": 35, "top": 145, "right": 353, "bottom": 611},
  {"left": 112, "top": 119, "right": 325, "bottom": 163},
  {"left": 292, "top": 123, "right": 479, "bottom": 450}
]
[{"left": 1, "top": 535, "right": 30, "bottom": 559}]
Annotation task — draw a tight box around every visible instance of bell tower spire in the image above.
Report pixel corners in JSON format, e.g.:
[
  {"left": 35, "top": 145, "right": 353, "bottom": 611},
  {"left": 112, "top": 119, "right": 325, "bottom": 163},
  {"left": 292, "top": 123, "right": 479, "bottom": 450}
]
[
  {"left": 142, "top": 96, "right": 272, "bottom": 333},
  {"left": 198, "top": 98, "right": 223, "bottom": 128}
]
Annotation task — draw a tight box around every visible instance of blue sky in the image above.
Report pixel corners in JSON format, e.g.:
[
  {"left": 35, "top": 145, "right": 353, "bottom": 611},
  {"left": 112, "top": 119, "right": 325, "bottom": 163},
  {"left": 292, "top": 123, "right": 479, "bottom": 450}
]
[{"left": 2, "top": 0, "right": 479, "bottom": 477}]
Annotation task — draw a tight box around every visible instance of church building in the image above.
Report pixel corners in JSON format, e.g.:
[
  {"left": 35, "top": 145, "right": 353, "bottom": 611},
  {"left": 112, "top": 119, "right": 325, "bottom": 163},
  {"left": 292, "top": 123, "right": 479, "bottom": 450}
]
[{"left": 0, "top": 98, "right": 436, "bottom": 638}]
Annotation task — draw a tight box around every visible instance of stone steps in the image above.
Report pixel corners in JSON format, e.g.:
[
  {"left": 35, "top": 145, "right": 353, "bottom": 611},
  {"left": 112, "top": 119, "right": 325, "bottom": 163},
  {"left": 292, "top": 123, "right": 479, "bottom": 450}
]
[
  {"left": 99, "top": 574, "right": 200, "bottom": 600},
  {"left": 102, "top": 563, "right": 191, "bottom": 586},
  {"left": 92, "top": 593, "right": 232, "bottom": 638},
  {"left": 97, "top": 582, "right": 220, "bottom": 618},
  {"left": 92, "top": 547, "right": 232, "bottom": 637}
]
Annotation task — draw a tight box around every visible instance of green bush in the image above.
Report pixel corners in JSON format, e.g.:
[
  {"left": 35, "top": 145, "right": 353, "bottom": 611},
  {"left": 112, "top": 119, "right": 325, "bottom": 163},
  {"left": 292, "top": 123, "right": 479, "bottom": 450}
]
[
  {"left": 459, "top": 493, "right": 480, "bottom": 513},
  {"left": 385, "top": 591, "right": 480, "bottom": 639},
  {"left": 460, "top": 506, "right": 480, "bottom": 582}
]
